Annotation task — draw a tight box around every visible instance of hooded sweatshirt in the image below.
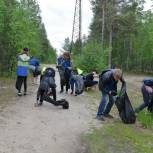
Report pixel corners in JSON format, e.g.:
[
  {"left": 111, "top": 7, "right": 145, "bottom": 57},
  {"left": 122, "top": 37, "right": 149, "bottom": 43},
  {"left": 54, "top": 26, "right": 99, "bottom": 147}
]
[{"left": 16, "top": 54, "right": 30, "bottom": 76}]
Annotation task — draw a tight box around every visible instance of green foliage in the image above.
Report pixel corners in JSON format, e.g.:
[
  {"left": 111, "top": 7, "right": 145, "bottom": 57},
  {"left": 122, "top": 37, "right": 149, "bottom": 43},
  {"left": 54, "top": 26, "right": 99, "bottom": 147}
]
[
  {"left": 89, "top": 0, "right": 153, "bottom": 72},
  {"left": 137, "top": 111, "right": 153, "bottom": 128},
  {"left": 0, "top": 0, "right": 56, "bottom": 76},
  {"left": 62, "top": 37, "right": 71, "bottom": 51},
  {"left": 73, "top": 42, "right": 108, "bottom": 73}
]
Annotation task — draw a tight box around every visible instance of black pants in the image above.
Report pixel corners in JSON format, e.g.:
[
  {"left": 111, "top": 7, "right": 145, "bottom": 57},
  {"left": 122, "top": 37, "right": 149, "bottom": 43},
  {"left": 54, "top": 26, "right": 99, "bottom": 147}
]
[
  {"left": 63, "top": 69, "right": 71, "bottom": 92},
  {"left": 84, "top": 80, "right": 98, "bottom": 88},
  {"left": 37, "top": 88, "right": 57, "bottom": 105},
  {"left": 16, "top": 76, "right": 27, "bottom": 92},
  {"left": 61, "top": 79, "right": 69, "bottom": 92}
]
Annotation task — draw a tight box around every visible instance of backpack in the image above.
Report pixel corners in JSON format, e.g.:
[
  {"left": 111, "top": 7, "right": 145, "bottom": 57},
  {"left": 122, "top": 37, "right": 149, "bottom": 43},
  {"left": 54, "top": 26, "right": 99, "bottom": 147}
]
[
  {"left": 115, "top": 84, "right": 136, "bottom": 124},
  {"left": 72, "top": 75, "right": 84, "bottom": 95},
  {"left": 143, "top": 79, "right": 153, "bottom": 87},
  {"left": 33, "top": 66, "right": 41, "bottom": 76},
  {"left": 98, "top": 69, "right": 111, "bottom": 91}
]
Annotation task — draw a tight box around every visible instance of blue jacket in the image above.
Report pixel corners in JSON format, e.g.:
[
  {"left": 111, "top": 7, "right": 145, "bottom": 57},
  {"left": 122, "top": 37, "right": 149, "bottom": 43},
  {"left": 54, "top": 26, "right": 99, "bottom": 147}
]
[
  {"left": 16, "top": 54, "right": 30, "bottom": 76},
  {"left": 57, "top": 56, "right": 64, "bottom": 65},
  {"left": 29, "top": 57, "right": 39, "bottom": 67},
  {"left": 62, "top": 59, "right": 72, "bottom": 69}
]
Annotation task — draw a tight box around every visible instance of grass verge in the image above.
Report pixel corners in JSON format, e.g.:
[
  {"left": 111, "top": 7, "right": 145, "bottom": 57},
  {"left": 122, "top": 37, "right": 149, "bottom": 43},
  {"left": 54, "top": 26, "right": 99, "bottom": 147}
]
[
  {"left": 84, "top": 122, "right": 153, "bottom": 153},
  {"left": 83, "top": 74, "right": 153, "bottom": 153}
]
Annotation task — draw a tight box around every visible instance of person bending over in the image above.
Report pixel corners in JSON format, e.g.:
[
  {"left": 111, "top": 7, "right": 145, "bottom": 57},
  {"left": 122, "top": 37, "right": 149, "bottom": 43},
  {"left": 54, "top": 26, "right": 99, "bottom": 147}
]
[
  {"left": 96, "top": 69, "right": 125, "bottom": 121},
  {"left": 84, "top": 72, "right": 98, "bottom": 90},
  {"left": 135, "top": 79, "right": 153, "bottom": 113},
  {"left": 36, "top": 67, "right": 69, "bottom": 109}
]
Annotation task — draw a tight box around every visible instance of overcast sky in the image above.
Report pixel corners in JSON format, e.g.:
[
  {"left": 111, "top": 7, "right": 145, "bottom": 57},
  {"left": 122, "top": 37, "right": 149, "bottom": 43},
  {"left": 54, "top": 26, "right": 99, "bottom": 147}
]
[{"left": 37, "top": 0, "right": 152, "bottom": 50}]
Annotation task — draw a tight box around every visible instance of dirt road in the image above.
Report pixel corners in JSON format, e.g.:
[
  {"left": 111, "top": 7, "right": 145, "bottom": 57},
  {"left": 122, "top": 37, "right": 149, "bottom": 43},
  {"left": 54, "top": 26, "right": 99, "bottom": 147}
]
[{"left": 0, "top": 69, "right": 98, "bottom": 153}]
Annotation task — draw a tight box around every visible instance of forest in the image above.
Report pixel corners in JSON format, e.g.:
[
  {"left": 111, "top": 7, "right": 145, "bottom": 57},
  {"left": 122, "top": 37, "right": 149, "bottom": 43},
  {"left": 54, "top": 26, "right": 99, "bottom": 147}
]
[
  {"left": 64, "top": 0, "right": 153, "bottom": 73},
  {"left": 0, "top": 0, "right": 56, "bottom": 76}
]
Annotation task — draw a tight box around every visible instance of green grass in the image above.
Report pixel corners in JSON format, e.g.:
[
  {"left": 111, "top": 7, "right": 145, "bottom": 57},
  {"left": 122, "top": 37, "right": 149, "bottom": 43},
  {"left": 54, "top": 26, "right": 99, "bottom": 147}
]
[
  {"left": 137, "top": 111, "right": 153, "bottom": 129},
  {"left": 84, "top": 74, "right": 153, "bottom": 153},
  {"left": 84, "top": 123, "right": 153, "bottom": 153}
]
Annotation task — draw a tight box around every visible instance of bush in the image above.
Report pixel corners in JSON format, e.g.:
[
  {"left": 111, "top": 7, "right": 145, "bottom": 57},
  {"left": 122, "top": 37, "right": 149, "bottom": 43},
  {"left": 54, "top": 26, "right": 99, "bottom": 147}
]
[{"left": 73, "top": 42, "right": 108, "bottom": 73}]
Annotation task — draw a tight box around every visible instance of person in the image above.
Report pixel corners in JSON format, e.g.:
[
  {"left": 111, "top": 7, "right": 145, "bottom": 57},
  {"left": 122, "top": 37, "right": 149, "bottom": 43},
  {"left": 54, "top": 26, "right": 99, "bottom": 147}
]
[
  {"left": 56, "top": 55, "right": 66, "bottom": 93},
  {"left": 135, "top": 79, "right": 153, "bottom": 113},
  {"left": 15, "top": 48, "right": 30, "bottom": 96},
  {"left": 70, "top": 67, "right": 84, "bottom": 96},
  {"left": 36, "top": 67, "right": 56, "bottom": 105},
  {"left": 36, "top": 67, "right": 69, "bottom": 109},
  {"left": 70, "top": 67, "right": 78, "bottom": 95},
  {"left": 61, "top": 52, "right": 72, "bottom": 93},
  {"left": 96, "top": 69, "right": 125, "bottom": 121},
  {"left": 29, "top": 56, "right": 40, "bottom": 84},
  {"left": 84, "top": 71, "right": 98, "bottom": 90}
]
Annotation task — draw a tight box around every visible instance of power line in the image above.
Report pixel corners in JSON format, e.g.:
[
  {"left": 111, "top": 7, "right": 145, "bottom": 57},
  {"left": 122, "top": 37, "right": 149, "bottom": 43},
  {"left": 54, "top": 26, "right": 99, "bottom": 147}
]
[{"left": 70, "top": 0, "right": 82, "bottom": 54}]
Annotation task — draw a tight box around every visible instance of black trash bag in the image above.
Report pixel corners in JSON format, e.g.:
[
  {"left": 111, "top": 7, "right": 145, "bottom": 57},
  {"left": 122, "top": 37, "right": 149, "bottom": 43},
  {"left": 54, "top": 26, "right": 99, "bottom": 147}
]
[
  {"left": 33, "top": 66, "right": 41, "bottom": 76},
  {"left": 148, "top": 97, "right": 153, "bottom": 112},
  {"left": 56, "top": 99, "right": 69, "bottom": 109},
  {"left": 115, "top": 84, "right": 136, "bottom": 124}
]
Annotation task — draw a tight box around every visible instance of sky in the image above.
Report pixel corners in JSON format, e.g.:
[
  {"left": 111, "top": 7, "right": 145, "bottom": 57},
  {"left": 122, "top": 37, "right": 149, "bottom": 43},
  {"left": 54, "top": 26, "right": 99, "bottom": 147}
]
[
  {"left": 37, "top": 0, "right": 92, "bottom": 51},
  {"left": 37, "top": 0, "right": 152, "bottom": 51}
]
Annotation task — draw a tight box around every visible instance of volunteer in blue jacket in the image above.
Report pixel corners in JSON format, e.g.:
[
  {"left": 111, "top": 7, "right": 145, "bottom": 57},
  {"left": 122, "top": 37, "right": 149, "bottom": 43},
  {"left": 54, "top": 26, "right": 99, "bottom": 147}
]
[
  {"left": 29, "top": 56, "right": 40, "bottom": 84},
  {"left": 96, "top": 69, "right": 125, "bottom": 121},
  {"left": 61, "top": 52, "right": 72, "bottom": 93},
  {"left": 135, "top": 79, "right": 153, "bottom": 113},
  {"left": 15, "top": 48, "right": 30, "bottom": 96}
]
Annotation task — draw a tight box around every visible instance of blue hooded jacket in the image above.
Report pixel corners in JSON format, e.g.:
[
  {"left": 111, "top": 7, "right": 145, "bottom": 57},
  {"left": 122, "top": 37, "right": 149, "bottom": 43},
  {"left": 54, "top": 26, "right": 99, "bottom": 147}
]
[
  {"left": 29, "top": 57, "right": 40, "bottom": 67},
  {"left": 16, "top": 54, "right": 30, "bottom": 76}
]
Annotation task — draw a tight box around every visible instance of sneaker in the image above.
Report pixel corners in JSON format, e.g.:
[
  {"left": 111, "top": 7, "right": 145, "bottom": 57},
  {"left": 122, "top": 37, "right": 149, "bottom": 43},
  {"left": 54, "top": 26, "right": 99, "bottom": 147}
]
[
  {"left": 23, "top": 92, "right": 27, "bottom": 96},
  {"left": 96, "top": 115, "right": 105, "bottom": 121},
  {"left": 103, "top": 114, "right": 114, "bottom": 118},
  {"left": 18, "top": 92, "right": 22, "bottom": 96}
]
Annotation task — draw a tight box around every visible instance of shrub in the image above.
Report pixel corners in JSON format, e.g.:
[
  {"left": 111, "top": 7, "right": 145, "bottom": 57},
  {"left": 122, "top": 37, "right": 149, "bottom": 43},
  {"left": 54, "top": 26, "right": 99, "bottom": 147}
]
[{"left": 73, "top": 42, "right": 108, "bottom": 73}]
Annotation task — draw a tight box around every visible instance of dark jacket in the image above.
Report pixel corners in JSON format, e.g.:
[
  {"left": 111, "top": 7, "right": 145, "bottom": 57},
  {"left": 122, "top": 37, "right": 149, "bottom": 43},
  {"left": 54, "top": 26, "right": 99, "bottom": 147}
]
[
  {"left": 101, "top": 70, "right": 125, "bottom": 94},
  {"left": 85, "top": 73, "right": 94, "bottom": 81},
  {"left": 39, "top": 76, "right": 56, "bottom": 91}
]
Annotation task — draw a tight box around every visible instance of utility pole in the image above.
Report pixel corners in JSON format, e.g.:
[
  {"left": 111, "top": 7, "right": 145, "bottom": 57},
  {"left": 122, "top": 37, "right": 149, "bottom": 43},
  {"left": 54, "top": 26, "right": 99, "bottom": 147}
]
[{"left": 70, "top": 0, "right": 82, "bottom": 54}]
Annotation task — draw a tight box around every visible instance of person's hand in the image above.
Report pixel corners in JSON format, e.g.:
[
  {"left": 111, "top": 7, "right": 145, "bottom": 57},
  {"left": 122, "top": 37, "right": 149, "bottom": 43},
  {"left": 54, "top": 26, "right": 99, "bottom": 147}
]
[{"left": 109, "top": 90, "right": 117, "bottom": 96}]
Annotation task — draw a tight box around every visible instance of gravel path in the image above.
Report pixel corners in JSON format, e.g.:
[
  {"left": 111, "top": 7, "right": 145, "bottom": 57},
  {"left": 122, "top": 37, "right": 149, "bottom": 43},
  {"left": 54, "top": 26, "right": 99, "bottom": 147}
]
[{"left": 0, "top": 68, "right": 99, "bottom": 153}]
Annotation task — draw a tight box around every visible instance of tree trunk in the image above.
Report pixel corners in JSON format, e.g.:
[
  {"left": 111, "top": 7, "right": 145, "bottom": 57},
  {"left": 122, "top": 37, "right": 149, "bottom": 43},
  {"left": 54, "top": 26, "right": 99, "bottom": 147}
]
[
  {"left": 101, "top": 2, "right": 105, "bottom": 50},
  {"left": 108, "top": 28, "right": 112, "bottom": 68}
]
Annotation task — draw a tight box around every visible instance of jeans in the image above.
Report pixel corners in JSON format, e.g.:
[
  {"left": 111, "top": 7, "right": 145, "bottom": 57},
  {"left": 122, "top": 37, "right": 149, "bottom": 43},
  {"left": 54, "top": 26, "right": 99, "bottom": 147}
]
[
  {"left": 97, "top": 91, "right": 115, "bottom": 116},
  {"left": 70, "top": 79, "right": 75, "bottom": 93},
  {"left": 135, "top": 84, "right": 151, "bottom": 113}
]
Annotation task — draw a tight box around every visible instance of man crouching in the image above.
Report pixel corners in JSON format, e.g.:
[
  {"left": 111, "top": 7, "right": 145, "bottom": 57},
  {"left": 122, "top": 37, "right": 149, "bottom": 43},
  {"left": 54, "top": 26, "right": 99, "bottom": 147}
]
[{"left": 36, "top": 67, "right": 69, "bottom": 109}]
